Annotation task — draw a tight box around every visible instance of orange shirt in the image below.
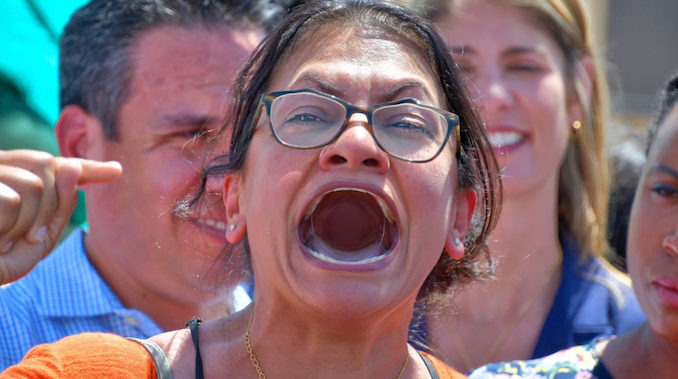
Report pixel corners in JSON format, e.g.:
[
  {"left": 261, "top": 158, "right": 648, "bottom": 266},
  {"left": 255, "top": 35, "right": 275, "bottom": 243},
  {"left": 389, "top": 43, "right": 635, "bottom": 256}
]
[
  {"left": 2, "top": 332, "right": 467, "bottom": 379},
  {"left": 1, "top": 333, "right": 156, "bottom": 378},
  {"left": 420, "top": 351, "right": 469, "bottom": 379}
]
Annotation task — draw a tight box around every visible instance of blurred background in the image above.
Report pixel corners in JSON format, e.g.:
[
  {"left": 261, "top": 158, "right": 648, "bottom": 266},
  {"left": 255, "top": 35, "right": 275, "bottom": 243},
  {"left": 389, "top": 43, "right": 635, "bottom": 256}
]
[
  {"left": 1, "top": 1, "right": 89, "bottom": 234},
  {"left": 587, "top": 0, "right": 678, "bottom": 129}
]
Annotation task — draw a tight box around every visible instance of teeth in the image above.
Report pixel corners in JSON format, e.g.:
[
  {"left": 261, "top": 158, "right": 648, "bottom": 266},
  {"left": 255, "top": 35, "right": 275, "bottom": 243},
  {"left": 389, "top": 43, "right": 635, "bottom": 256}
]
[
  {"left": 304, "top": 188, "right": 394, "bottom": 223},
  {"left": 306, "top": 246, "right": 389, "bottom": 265},
  {"left": 196, "top": 218, "right": 228, "bottom": 231},
  {"left": 489, "top": 131, "right": 523, "bottom": 147}
]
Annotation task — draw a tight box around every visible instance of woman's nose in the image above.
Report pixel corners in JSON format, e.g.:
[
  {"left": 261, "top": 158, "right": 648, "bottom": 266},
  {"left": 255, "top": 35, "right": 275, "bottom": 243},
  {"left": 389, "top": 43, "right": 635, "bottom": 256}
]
[
  {"left": 318, "top": 113, "right": 390, "bottom": 174},
  {"left": 663, "top": 230, "right": 678, "bottom": 257},
  {"left": 473, "top": 70, "right": 512, "bottom": 117}
]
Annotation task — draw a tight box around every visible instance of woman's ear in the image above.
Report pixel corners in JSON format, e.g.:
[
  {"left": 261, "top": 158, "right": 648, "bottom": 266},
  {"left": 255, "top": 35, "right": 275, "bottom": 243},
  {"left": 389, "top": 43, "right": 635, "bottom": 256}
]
[
  {"left": 223, "top": 174, "right": 247, "bottom": 243},
  {"left": 444, "top": 188, "right": 477, "bottom": 260},
  {"left": 568, "top": 55, "right": 595, "bottom": 126}
]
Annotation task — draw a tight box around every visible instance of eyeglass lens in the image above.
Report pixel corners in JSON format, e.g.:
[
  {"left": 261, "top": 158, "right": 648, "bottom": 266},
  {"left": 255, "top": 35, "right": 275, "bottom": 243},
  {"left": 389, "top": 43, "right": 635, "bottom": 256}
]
[{"left": 268, "top": 92, "right": 450, "bottom": 161}]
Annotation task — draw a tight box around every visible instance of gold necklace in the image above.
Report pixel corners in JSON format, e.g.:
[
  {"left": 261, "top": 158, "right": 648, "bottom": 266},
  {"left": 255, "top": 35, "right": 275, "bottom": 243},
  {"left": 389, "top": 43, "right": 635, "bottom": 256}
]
[
  {"left": 451, "top": 254, "right": 562, "bottom": 372},
  {"left": 244, "top": 308, "right": 410, "bottom": 378}
]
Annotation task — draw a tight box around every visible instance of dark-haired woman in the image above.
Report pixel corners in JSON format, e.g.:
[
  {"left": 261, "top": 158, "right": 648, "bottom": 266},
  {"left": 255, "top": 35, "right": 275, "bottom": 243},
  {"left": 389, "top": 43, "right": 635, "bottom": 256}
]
[{"left": 4, "top": 1, "right": 500, "bottom": 377}]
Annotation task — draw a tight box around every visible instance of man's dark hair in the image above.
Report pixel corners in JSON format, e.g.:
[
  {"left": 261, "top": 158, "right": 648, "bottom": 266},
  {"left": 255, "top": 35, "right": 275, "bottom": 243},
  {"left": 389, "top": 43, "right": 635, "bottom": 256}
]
[
  {"left": 59, "top": 0, "right": 284, "bottom": 139},
  {"left": 647, "top": 72, "right": 678, "bottom": 154}
]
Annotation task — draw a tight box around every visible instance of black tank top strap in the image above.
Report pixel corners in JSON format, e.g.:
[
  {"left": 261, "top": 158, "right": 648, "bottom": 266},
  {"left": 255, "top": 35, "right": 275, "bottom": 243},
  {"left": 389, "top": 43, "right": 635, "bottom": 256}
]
[
  {"left": 185, "top": 318, "right": 205, "bottom": 379},
  {"left": 417, "top": 350, "right": 441, "bottom": 379}
]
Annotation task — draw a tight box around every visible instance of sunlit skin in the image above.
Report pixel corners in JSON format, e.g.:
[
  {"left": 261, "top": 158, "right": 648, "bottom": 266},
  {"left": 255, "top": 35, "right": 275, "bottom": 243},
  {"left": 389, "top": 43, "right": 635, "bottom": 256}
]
[
  {"left": 75, "top": 26, "right": 261, "bottom": 330},
  {"left": 150, "top": 26, "right": 475, "bottom": 378},
  {"left": 599, "top": 106, "right": 678, "bottom": 378},
  {"left": 428, "top": 0, "right": 588, "bottom": 368},
  {"left": 239, "top": 29, "right": 464, "bottom": 322}
]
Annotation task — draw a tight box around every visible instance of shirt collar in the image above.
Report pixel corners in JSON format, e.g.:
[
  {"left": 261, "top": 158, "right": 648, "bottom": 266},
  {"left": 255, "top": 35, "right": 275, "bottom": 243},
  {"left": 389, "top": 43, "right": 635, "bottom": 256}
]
[{"left": 36, "top": 228, "right": 126, "bottom": 317}]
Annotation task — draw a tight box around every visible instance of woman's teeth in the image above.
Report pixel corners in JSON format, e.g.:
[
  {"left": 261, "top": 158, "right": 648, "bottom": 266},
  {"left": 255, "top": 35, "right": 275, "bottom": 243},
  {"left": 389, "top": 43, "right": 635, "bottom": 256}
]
[{"left": 489, "top": 131, "right": 523, "bottom": 147}]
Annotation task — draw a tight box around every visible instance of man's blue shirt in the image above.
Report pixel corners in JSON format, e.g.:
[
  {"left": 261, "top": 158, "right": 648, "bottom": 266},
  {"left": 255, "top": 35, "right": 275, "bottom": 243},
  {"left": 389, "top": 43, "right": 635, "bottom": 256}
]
[{"left": 0, "top": 228, "right": 162, "bottom": 370}]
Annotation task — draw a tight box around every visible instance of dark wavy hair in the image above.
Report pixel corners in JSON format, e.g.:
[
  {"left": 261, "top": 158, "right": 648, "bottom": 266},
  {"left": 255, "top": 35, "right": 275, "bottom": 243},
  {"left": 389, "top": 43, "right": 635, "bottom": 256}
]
[
  {"left": 59, "top": 0, "right": 284, "bottom": 140},
  {"left": 194, "top": 0, "right": 501, "bottom": 307},
  {"left": 647, "top": 72, "right": 678, "bottom": 153}
]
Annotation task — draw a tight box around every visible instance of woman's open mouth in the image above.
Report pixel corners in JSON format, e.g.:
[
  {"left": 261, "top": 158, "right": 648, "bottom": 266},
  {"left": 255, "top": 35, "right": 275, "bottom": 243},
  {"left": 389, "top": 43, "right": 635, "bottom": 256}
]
[{"left": 298, "top": 188, "right": 399, "bottom": 266}]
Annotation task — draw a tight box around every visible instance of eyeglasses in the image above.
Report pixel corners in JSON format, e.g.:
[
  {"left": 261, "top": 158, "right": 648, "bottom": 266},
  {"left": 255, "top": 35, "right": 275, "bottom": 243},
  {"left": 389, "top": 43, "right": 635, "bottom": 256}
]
[{"left": 253, "top": 89, "right": 460, "bottom": 162}]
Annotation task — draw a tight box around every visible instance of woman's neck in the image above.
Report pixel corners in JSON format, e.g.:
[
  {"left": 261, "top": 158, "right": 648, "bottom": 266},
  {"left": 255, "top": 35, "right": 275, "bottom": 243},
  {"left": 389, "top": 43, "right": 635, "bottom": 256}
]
[
  {"left": 484, "top": 180, "right": 562, "bottom": 297},
  {"left": 604, "top": 323, "right": 678, "bottom": 379},
  {"left": 203, "top": 301, "right": 430, "bottom": 378}
]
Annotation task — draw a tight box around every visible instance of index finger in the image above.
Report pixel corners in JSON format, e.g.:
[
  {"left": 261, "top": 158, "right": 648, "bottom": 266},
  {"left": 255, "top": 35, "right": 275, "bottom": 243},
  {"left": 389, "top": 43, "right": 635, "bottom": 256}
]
[{"left": 55, "top": 157, "right": 122, "bottom": 185}]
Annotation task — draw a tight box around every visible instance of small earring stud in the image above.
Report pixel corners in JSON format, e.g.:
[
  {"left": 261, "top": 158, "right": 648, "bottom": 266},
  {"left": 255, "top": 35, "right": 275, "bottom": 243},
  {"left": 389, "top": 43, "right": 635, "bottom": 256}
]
[
  {"left": 228, "top": 224, "right": 236, "bottom": 231},
  {"left": 572, "top": 120, "right": 582, "bottom": 134},
  {"left": 454, "top": 237, "right": 462, "bottom": 245}
]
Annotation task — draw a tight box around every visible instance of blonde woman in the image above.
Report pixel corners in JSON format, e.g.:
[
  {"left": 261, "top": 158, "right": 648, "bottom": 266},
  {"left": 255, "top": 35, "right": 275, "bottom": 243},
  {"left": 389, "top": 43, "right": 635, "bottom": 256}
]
[{"left": 410, "top": 0, "right": 644, "bottom": 371}]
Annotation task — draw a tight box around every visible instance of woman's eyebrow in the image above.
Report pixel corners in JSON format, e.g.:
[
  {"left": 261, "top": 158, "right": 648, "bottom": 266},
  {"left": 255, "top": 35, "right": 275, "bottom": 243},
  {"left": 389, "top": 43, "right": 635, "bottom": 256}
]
[
  {"left": 449, "top": 45, "right": 475, "bottom": 58},
  {"left": 500, "top": 46, "right": 543, "bottom": 58},
  {"left": 295, "top": 71, "right": 344, "bottom": 98},
  {"left": 294, "top": 71, "right": 432, "bottom": 103},
  {"left": 381, "top": 81, "right": 433, "bottom": 103},
  {"left": 648, "top": 163, "right": 678, "bottom": 180}
]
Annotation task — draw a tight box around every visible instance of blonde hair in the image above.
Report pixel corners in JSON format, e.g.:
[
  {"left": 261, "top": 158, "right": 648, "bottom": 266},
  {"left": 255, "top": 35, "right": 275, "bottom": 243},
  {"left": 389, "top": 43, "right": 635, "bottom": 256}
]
[{"left": 419, "top": 0, "right": 611, "bottom": 259}]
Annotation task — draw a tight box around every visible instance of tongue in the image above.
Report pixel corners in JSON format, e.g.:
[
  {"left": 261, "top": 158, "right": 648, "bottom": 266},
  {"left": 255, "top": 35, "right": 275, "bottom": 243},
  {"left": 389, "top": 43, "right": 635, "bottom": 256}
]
[{"left": 300, "top": 190, "right": 395, "bottom": 262}]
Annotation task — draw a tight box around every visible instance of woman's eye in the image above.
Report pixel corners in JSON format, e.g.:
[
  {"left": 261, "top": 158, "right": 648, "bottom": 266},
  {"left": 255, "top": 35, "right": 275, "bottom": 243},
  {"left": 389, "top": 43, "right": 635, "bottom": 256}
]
[
  {"left": 386, "top": 119, "right": 434, "bottom": 139},
  {"left": 288, "top": 113, "right": 321, "bottom": 123},
  {"left": 453, "top": 60, "right": 475, "bottom": 76},
  {"left": 651, "top": 183, "right": 678, "bottom": 198},
  {"left": 391, "top": 121, "right": 422, "bottom": 129},
  {"left": 456, "top": 64, "right": 474, "bottom": 74},
  {"left": 506, "top": 60, "right": 542, "bottom": 73}
]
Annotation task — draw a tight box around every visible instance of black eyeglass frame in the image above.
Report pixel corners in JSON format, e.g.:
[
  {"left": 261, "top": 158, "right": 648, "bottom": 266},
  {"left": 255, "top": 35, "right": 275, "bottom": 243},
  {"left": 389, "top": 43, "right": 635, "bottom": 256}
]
[{"left": 252, "top": 88, "right": 461, "bottom": 163}]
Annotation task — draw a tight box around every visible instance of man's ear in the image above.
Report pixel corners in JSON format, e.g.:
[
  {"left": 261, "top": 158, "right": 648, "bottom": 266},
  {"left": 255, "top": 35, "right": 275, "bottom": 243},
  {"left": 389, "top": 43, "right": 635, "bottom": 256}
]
[
  {"left": 55, "top": 105, "right": 102, "bottom": 159},
  {"left": 444, "top": 188, "right": 477, "bottom": 260},
  {"left": 223, "top": 174, "right": 246, "bottom": 244}
]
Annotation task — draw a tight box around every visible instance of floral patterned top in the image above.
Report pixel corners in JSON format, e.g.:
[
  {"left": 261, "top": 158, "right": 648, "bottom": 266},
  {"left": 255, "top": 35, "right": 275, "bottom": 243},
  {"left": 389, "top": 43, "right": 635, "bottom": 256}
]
[{"left": 468, "top": 337, "right": 615, "bottom": 379}]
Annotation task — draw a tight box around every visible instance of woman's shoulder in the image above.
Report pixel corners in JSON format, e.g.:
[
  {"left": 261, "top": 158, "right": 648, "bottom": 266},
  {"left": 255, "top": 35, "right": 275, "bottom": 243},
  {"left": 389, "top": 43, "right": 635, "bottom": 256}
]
[
  {"left": 468, "top": 337, "right": 611, "bottom": 379},
  {"left": 3, "top": 332, "right": 156, "bottom": 377},
  {"left": 149, "top": 328, "right": 193, "bottom": 360}
]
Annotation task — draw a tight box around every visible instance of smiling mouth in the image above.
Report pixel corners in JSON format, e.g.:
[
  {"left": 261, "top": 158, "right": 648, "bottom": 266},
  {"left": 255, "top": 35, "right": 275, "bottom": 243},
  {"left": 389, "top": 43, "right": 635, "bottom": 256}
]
[
  {"left": 298, "top": 188, "right": 399, "bottom": 265},
  {"left": 489, "top": 131, "right": 524, "bottom": 148}
]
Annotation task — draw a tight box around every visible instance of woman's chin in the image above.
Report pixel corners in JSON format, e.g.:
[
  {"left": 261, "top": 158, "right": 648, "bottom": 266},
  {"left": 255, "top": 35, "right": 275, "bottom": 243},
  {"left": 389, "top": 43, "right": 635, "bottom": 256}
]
[{"left": 290, "top": 274, "right": 409, "bottom": 322}]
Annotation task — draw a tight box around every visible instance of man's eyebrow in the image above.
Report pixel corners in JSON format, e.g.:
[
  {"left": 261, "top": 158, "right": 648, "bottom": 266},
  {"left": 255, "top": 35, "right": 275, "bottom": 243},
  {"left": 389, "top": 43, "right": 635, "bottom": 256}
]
[
  {"left": 648, "top": 163, "right": 678, "bottom": 180},
  {"left": 160, "top": 112, "right": 221, "bottom": 127}
]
